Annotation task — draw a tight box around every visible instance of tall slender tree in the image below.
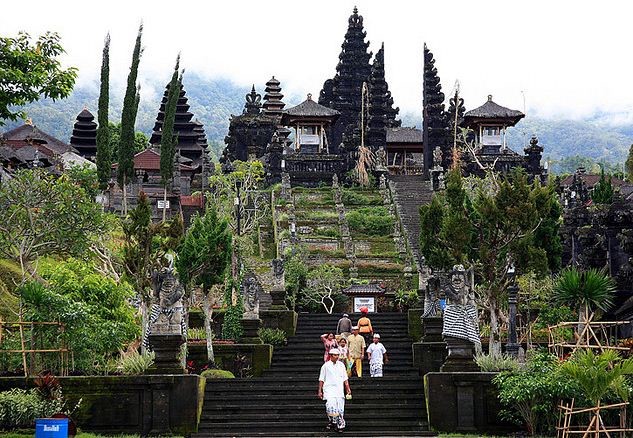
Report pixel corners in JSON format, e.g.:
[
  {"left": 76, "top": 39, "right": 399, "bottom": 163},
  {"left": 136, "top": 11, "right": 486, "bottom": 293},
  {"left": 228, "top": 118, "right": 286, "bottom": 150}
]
[
  {"left": 117, "top": 24, "right": 143, "bottom": 215},
  {"left": 96, "top": 33, "right": 111, "bottom": 191},
  {"left": 160, "top": 55, "right": 181, "bottom": 221}
]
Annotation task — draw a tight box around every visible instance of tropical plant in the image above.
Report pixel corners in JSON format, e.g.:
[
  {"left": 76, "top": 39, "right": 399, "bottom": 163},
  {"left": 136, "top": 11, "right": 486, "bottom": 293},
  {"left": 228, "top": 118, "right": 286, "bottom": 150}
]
[
  {"left": 119, "top": 350, "right": 155, "bottom": 375},
  {"left": 552, "top": 267, "right": 616, "bottom": 323},
  {"left": 493, "top": 350, "right": 582, "bottom": 436},
  {"left": 560, "top": 349, "right": 633, "bottom": 405},
  {"left": 0, "top": 32, "right": 77, "bottom": 124},
  {"left": 475, "top": 352, "right": 520, "bottom": 372},
  {"left": 258, "top": 328, "right": 287, "bottom": 346},
  {"left": 0, "top": 169, "right": 105, "bottom": 278}
]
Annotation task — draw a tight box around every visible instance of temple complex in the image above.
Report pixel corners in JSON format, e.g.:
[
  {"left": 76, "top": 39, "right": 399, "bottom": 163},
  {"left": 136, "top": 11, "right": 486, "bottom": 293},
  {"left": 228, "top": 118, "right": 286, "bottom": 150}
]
[{"left": 69, "top": 108, "right": 98, "bottom": 159}]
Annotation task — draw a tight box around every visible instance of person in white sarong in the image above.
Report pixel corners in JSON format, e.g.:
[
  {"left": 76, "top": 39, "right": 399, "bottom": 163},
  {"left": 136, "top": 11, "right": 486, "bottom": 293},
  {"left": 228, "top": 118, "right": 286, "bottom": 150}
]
[
  {"left": 318, "top": 348, "right": 352, "bottom": 432},
  {"left": 366, "top": 333, "right": 388, "bottom": 377}
]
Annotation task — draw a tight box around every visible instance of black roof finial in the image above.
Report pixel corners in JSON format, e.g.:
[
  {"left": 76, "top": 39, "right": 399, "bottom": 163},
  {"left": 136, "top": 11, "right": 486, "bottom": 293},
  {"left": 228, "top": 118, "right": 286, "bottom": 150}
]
[
  {"left": 353, "top": 6, "right": 358, "bottom": 14},
  {"left": 307, "top": 93, "right": 313, "bottom": 101},
  {"left": 488, "top": 94, "right": 493, "bottom": 102}
]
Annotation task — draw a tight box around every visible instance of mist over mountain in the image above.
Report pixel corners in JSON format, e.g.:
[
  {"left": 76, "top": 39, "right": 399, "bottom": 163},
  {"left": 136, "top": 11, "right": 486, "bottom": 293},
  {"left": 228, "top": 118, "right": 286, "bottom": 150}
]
[{"left": 5, "top": 74, "right": 633, "bottom": 171}]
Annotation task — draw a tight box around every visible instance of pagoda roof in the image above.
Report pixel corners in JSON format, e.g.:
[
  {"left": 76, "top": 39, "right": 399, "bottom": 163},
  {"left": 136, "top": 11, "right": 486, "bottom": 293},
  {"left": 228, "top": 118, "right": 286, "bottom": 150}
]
[
  {"left": 387, "top": 127, "right": 423, "bottom": 144},
  {"left": 559, "top": 173, "right": 626, "bottom": 190},
  {"left": 2, "top": 123, "right": 75, "bottom": 155},
  {"left": 463, "top": 95, "right": 524, "bottom": 126},
  {"left": 342, "top": 283, "right": 386, "bottom": 296},
  {"left": 76, "top": 108, "right": 95, "bottom": 121},
  {"left": 283, "top": 94, "right": 340, "bottom": 119}
]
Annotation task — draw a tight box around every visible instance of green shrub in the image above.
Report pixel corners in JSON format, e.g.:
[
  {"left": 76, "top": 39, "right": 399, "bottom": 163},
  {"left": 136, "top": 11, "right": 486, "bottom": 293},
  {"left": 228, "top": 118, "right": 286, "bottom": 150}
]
[
  {"left": 346, "top": 207, "right": 394, "bottom": 236},
  {"left": 493, "top": 350, "right": 583, "bottom": 436},
  {"left": 200, "top": 368, "right": 235, "bottom": 379},
  {"left": 394, "top": 289, "right": 419, "bottom": 311},
  {"left": 475, "top": 353, "right": 521, "bottom": 372},
  {"left": 258, "top": 328, "right": 287, "bottom": 346},
  {"left": 222, "top": 299, "right": 244, "bottom": 340},
  {"left": 0, "top": 388, "right": 63, "bottom": 429},
  {"left": 120, "top": 351, "right": 155, "bottom": 375},
  {"left": 342, "top": 190, "right": 382, "bottom": 206}
]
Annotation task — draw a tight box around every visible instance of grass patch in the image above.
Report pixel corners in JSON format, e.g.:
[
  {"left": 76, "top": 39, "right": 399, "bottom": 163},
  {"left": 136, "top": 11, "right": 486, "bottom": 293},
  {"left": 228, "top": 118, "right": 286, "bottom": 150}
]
[{"left": 347, "top": 207, "right": 394, "bottom": 236}]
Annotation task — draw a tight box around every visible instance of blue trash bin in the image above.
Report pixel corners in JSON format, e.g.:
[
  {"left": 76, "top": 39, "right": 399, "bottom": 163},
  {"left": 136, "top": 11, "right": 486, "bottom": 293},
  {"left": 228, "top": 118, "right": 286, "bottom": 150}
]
[{"left": 35, "top": 418, "right": 69, "bottom": 438}]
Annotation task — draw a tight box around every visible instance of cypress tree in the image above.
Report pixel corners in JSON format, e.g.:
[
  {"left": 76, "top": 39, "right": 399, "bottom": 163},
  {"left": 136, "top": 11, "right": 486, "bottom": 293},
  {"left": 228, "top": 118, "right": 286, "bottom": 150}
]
[
  {"left": 625, "top": 143, "right": 633, "bottom": 182},
  {"left": 160, "top": 55, "right": 181, "bottom": 221},
  {"left": 96, "top": 33, "right": 111, "bottom": 191},
  {"left": 118, "top": 24, "right": 143, "bottom": 215}
]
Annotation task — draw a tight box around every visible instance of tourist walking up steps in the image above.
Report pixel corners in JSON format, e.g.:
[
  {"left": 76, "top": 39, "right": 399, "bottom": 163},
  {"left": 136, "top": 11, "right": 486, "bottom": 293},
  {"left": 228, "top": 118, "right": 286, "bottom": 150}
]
[
  {"left": 347, "top": 326, "right": 366, "bottom": 377},
  {"left": 336, "top": 313, "right": 352, "bottom": 339},
  {"left": 366, "top": 334, "right": 388, "bottom": 377},
  {"left": 357, "top": 308, "right": 374, "bottom": 345},
  {"left": 318, "top": 348, "right": 352, "bottom": 433},
  {"left": 321, "top": 333, "right": 338, "bottom": 362}
]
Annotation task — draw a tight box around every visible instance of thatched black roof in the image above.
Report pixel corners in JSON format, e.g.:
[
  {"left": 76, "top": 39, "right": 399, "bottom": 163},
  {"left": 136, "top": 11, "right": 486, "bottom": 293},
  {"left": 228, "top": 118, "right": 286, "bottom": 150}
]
[
  {"left": 387, "top": 127, "right": 423, "bottom": 144},
  {"left": 464, "top": 95, "right": 524, "bottom": 126},
  {"left": 343, "top": 283, "right": 385, "bottom": 296},
  {"left": 283, "top": 94, "right": 340, "bottom": 119}
]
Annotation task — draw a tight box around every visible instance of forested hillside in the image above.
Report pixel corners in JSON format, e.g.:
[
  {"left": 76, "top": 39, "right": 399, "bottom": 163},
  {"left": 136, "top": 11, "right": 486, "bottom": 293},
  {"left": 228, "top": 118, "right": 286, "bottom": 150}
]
[
  {"left": 3, "top": 73, "right": 250, "bottom": 159},
  {"left": 5, "top": 77, "right": 633, "bottom": 171}
]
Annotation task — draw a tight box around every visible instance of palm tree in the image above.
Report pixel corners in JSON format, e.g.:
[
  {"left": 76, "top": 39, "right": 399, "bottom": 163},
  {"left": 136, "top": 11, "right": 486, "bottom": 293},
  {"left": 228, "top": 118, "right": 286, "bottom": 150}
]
[
  {"left": 552, "top": 267, "right": 616, "bottom": 324},
  {"left": 561, "top": 349, "right": 633, "bottom": 406},
  {"left": 560, "top": 349, "right": 633, "bottom": 436}
]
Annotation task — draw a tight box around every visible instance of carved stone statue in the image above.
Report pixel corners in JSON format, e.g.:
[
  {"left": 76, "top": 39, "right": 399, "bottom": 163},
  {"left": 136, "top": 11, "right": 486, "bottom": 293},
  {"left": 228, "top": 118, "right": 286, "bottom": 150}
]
[
  {"left": 422, "top": 275, "right": 442, "bottom": 318},
  {"left": 272, "top": 258, "right": 285, "bottom": 288},
  {"left": 242, "top": 273, "right": 262, "bottom": 319},
  {"left": 440, "top": 264, "right": 480, "bottom": 372},
  {"left": 145, "top": 255, "right": 186, "bottom": 348},
  {"left": 375, "top": 146, "right": 387, "bottom": 171},
  {"left": 433, "top": 147, "right": 443, "bottom": 169},
  {"left": 379, "top": 174, "right": 387, "bottom": 191},
  {"left": 332, "top": 173, "right": 339, "bottom": 189},
  {"left": 442, "top": 264, "right": 480, "bottom": 344}
]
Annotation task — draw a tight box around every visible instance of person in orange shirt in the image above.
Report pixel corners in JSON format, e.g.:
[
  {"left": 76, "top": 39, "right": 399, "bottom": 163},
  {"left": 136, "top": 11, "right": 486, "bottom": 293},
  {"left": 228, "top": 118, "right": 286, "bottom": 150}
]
[{"left": 357, "top": 308, "right": 373, "bottom": 346}]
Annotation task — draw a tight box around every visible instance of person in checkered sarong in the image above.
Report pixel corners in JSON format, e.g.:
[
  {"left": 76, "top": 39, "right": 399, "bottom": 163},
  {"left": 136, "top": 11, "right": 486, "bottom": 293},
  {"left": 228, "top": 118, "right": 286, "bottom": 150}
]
[{"left": 442, "top": 265, "right": 481, "bottom": 346}]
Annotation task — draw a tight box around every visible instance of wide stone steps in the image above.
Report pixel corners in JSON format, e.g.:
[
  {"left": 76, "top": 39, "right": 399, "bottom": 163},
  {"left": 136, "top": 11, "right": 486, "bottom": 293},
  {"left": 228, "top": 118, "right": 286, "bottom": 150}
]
[{"left": 194, "top": 313, "right": 432, "bottom": 437}]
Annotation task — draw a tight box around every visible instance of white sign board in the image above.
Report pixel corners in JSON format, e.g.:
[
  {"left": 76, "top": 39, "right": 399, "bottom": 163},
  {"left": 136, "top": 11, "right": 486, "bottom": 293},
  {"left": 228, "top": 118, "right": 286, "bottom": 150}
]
[
  {"left": 353, "top": 297, "right": 376, "bottom": 313},
  {"left": 157, "top": 200, "right": 170, "bottom": 209}
]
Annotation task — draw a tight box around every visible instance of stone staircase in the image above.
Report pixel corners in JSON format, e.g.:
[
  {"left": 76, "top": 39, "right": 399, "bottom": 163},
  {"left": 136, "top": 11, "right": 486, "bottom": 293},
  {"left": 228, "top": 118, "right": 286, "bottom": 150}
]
[
  {"left": 388, "top": 175, "right": 434, "bottom": 267},
  {"left": 194, "top": 313, "right": 436, "bottom": 437}
]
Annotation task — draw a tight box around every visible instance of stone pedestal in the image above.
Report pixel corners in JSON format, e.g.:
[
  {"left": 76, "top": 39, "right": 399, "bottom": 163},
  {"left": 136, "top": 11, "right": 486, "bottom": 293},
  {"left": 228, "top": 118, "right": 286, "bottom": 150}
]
[
  {"left": 440, "top": 336, "right": 480, "bottom": 372},
  {"left": 413, "top": 341, "right": 447, "bottom": 376},
  {"left": 240, "top": 318, "right": 262, "bottom": 344},
  {"left": 269, "top": 286, "right": 287, "bottom": 310},
  {"left": 147, "top": 334, "right": 186, "bottom": 374},
  {"left": 421, "top": 317, "right": 444, "bottom": 342}
]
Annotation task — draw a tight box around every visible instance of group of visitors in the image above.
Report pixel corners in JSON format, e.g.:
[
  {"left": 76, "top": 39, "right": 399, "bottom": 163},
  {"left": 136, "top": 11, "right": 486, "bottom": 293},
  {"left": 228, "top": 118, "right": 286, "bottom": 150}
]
[{"left": 318, "top": 309, "right": 389, "bottom": 433}]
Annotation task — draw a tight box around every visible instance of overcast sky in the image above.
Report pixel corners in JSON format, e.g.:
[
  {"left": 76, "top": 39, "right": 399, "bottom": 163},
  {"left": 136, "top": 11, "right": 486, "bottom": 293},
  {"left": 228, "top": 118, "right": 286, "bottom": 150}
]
[{"left": 3, "top": 0, "right": 633, "bottom": 122}]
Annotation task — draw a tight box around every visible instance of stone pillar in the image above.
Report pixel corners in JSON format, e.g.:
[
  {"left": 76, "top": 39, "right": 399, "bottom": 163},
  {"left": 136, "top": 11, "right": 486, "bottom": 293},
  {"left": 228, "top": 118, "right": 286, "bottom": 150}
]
[
  {"left": 413, "top": 317, "right": 447, "bottom": 376},
  {"left": 147, "top": 334, "right": 186, "bottom": 374},
  {"left": 240, "top": 318, "right": 263, "bottom": 344},
  {"left": 440, "top": 336, "right": 480, "bottom": 372}
]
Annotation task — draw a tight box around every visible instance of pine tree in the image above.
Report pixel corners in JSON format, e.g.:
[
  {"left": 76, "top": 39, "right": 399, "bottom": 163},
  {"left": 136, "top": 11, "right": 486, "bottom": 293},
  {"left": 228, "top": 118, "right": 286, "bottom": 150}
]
[
  {"left": 117, "top": 24, "right": 143, "bottom": 215},
  {"left": 159, "top": 55, "right": 181, "bottom": 221},
  {"left": 625, "top": 143, "right": 633, "bottom": 182},
  {"left": 96, "top": 33, "right": 111, "bottom": 191},
  {"left": 592, "top": 166, "right": 614, "bottom": 204}
]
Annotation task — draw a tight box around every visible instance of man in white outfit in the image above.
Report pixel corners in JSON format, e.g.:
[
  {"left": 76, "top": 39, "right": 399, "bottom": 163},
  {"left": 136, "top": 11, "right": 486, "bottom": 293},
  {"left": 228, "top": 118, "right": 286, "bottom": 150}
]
[
  {"left": 366, "top": 333, "right": 388, "bottom": 377},
  {"left": 318, "top": 348, "right": 352, "bottom": 432}
]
